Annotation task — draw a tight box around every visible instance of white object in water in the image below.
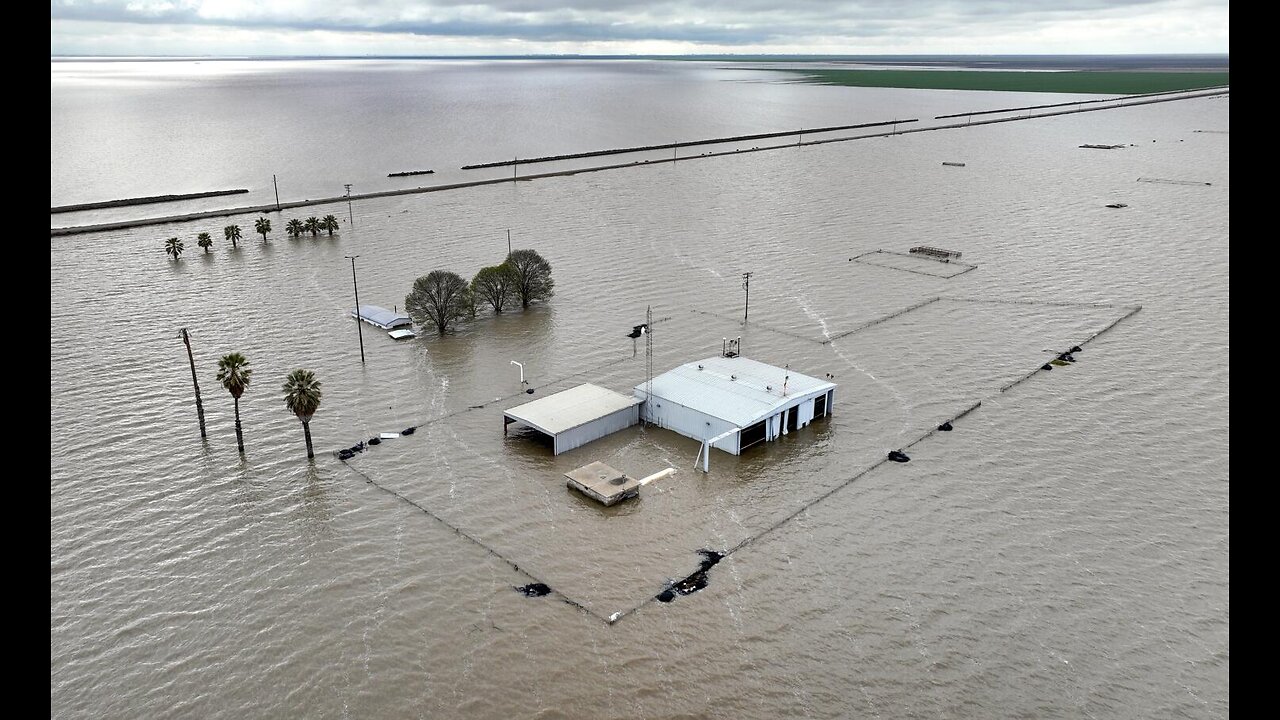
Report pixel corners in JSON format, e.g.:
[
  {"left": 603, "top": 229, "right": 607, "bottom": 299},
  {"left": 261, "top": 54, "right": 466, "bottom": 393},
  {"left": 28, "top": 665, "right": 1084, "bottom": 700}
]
[
  {"left": 379, "top": 432, "right": 400, "bottom": 440},
  {"left": 387, "top": 328, "right": 416, "bottom": 340},
  {"left": 638, "top": 467, "right": 677, "bottom": 487}
]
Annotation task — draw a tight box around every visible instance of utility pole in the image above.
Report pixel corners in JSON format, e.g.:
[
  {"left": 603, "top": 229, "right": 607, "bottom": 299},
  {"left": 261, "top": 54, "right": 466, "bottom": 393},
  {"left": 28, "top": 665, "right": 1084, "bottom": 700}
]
[
  {"left": 513, "top": 157, "right": 518, "bottom": 182},
  {"left": 179, "top": 328, "right": 207, "bottom": 439},
  {"left": 346, "top": 255, "right": 365, "bottom": 364},
  {"left": 344, "top": 183, "right": 353, "bottom": 227},
  {"left": 742, "top": 271, "right": 753, "bottom": 322},
  {"left": 273, "top": 174, "right": 281, "bottom": 212},
  {"left": 507, "top": 228, "right": 512, "bottom": 256}
]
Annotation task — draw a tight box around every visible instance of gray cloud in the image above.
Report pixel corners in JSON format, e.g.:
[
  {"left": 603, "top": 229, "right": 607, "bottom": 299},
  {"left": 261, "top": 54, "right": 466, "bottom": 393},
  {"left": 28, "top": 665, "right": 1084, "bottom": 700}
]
[{"left": 49, "top": 0, "right": 1230, "bottom": 50}]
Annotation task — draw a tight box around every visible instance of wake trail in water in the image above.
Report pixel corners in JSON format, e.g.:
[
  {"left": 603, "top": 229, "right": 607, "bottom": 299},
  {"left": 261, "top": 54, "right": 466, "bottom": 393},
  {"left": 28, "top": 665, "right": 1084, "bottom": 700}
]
[{"left": 794, "top": 293, "right": 914, "bottom": 440}]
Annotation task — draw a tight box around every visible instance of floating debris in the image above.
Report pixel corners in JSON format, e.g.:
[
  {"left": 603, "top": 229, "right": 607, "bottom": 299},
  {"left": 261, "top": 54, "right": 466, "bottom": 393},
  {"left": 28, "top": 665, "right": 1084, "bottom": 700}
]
[
  {"left": 515, "top": 583, "right": 551, "bottom": 597},
  {"left": 888, "top": 449, "right": 911, "bottom": 463},
  {"left": 1069, "top": 345, "right": 1082, "bottom": 353},
  {"left": 908, "top": 245, "right": 963, "bottom": 262},
  {"left": 368, "top": 437, "right": 382, "bottom": 445},
  {"left": 338, "top": 449, "right": 355, "bottom": 460},
  {"left": 942, "top": 161, "right": 966, "bottom": 167},
  {"left": 387, "top": 169, "right": 435, "bottom": 177},
  {"left": 1137, "top": 177, "right": 1212, "bottom": 186},
  {"left": 1105, "top": 203, "right": 1129, "bottom": 209},
  {"left": 1079, "top": 144, "right": 1126, "bottom": 150},
  {"left": 656, "top": 550, "right": 724, "bottom": 602},
  {"left": 401, "top": 426, "right": 417, "bottom": 435},
  {"left": 525, "top": 388, "right": 535, "bottom": 394},
  {"left": 937, "top": 421, "right": 954, "bottom": 432},
  {"left": 1041, "top": 363, "right": 1053, "bottom": 371},
  {"left": 1050, "top": 359, "right": 1070, "bottom": 367}
]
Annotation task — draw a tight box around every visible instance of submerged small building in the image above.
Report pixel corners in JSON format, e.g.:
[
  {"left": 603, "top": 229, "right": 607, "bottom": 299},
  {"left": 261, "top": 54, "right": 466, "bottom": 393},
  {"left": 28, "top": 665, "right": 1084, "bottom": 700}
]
[
  {"left": 504, "top": 383, "right": 643, "bottom": 455},
  {"left": 635, "top": 356, "right": 835, "bottom": 455},
  {"left": 351, "top": 305, "right": 412, "bottom": 330}
]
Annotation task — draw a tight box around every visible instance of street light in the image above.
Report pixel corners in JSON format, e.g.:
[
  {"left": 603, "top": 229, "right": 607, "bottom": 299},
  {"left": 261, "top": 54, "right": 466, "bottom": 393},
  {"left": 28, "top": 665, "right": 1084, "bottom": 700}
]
[
  {"left": 344, "top": 183, "right": 353, "bottom": 227},
  {"left": 346, "top": 255, "right": 365, "bottom": 364}
]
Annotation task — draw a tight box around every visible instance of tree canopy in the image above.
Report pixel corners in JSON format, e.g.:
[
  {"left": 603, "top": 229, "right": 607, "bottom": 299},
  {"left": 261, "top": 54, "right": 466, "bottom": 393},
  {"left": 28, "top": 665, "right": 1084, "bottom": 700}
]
[
  {"left": 471, "top": 264, "right": 518, "bottom": 314},
  {"left": 506, "top": 249, "right": 555, "bottom": 308},
  {"left": 406, "top": 270, "right": 472, "bottom": 335}
]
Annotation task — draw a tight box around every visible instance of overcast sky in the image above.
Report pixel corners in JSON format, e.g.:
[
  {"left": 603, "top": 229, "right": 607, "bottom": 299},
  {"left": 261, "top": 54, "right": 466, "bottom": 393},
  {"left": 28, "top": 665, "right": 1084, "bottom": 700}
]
[{"left": 50, "top": 0, "right": 1230, "bottom": 56}]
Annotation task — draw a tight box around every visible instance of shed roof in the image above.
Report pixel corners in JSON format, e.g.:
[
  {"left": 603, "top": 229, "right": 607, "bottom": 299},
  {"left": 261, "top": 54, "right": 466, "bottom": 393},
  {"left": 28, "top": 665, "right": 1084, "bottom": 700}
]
[
  {"left": 636, "top": 356, "right": 835, "bottom": 428},
  {"left": 352, "top": 305, "right": 412, "bottom": 329},
  {"left": 505, "top": 383, "right": 642, "bottom": 436}
]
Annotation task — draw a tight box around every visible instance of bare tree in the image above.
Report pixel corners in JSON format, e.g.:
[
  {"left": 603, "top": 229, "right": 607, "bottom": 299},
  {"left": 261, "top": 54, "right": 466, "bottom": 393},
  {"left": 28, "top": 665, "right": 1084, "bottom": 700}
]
[
  {"left": 506, "top": 249, "right": 555, "bottom": 309},
  {"left": 406, "top": 270, "right": 472, "bottom": 335},
  {"left": 471, "top": 264, "right": 518, "bottom": 314}
]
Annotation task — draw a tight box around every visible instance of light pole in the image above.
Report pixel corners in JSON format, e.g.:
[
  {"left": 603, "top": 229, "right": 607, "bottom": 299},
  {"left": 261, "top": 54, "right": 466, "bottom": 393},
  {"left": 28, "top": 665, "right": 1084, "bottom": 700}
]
[
  {"left": 742, "top": 271, "right": 753, "bottom": 322},
  {"left": 346, "top": 255, "right": 365, "bottom": 364},
  {"left": 344, "top": 183, "right": 353, "bottom": 227}
]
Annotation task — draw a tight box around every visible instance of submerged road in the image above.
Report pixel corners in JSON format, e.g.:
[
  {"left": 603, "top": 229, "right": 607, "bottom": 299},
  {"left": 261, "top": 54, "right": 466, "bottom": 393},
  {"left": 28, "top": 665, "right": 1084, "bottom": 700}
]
[{"left": 49, "top": 87, "right": 1227, "bottom": 238}]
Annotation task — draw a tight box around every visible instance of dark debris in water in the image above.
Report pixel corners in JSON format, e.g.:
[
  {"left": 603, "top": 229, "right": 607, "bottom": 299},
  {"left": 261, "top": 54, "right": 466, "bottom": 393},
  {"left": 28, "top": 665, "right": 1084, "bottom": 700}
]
[
  {"left": 937, "top": 421, "right": 953, "bottom": 432},
  {"left": 656, "top": 549, "right": 724, "bottom": 603},
  {"left": 515, "top": 583, "right": 551, "bottom": 598}
]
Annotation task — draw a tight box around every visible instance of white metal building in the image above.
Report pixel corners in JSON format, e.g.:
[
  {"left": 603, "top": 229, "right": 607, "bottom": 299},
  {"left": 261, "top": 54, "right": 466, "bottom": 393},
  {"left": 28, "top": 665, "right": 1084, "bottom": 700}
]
[
  {"left": 504, "top": 383, "right": 643, "bottom": 455},
  {"left": 634, "top": 356, "right": 836, "bottom": 455}
]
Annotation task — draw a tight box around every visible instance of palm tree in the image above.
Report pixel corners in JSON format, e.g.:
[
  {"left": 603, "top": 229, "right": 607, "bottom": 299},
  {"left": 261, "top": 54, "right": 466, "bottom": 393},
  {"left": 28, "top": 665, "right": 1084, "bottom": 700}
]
[
  {"left": 197, "top": 232, "right": 213, "bottom": 253},
  {"left": 164, "top": 237, "right": 184, "bottom": 260},
  {"left": 254, "top": 217, "right": 271, "bottom": 242},
  {"left": 286, "top": 218, "right": 304, "bottom": 238},
  {"left": 224, "top": 224, "right": 243, "bottom": 248},
  {"left": 304, "top": 216, "right": 320, "bottom": 237},
  {"left": 216, "top": 352, "right": 252, "bottom": 454},
  {"left": 322, "top": 215, "right": 339, "bottom": 236},
  {"left": 282, "top": 369, "right": 322, "bottom": 459}
]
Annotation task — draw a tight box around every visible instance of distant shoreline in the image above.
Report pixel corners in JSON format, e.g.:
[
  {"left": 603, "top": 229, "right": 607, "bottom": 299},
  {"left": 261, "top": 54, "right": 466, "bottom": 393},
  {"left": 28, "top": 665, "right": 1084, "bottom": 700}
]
[
  {"left": 48, "top": 86, "right": 1227, "bottom": 238},
  {"left": 50, "top": 54, "right": 1229, "bottom": 72},
  {"left": 765, "top": 69, "right": 1230, "bottom": 94},
  {"left": 51, "top": 189, "right": 249, "bottom": 214}
]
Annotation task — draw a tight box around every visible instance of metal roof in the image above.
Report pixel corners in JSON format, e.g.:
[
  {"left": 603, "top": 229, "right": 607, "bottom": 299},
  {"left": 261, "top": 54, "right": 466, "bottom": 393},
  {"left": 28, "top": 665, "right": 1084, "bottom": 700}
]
[
  {"left": 635, "top": 356, "right": 836, "bottom": 428},
  {"left": 351, "top": 305, "right": 412, "bottom": 329},
  {"left": 504, "top": 383, "right": 643, "bottom": 436}
]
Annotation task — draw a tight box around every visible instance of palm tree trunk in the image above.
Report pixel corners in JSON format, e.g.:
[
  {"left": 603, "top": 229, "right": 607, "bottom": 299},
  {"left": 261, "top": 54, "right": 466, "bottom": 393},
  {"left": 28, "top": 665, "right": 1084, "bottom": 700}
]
[
  {"left": 182, "top": 329, "right": 207, "bottom": 439},
  {"left": 302, "top": 420, "right": 314, "bottom": 459},
  {"left": 233, "top": 396, "right": 244, "bottom": 454}
]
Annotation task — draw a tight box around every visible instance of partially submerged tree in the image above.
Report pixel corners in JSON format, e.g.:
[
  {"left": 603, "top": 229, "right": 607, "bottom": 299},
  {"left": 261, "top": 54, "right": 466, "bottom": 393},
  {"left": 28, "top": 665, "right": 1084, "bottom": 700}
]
[
  {"left": 506, "top": 249, "right": 555, "bottom": 308},
  {"left": 406, "top": 270, "right": 471, "bottom": 335},
  {"left": 254, "top": 217, "right": 271, "bottom": 242},
  {"left": 216, "top": 352, "right": 252, "bottom": 454},
  {"left": 282, "top": 369, "right": 322, "bottom": 459},
  {"left": 197, "top": 232, "right": 213, "bottom": 253},
  {"left": 286, "top": 218, "right": 304, "bottom": 238},
  {"left": 471, "top": 264, "right": 518, "bottom": 314},
  {"left": 164, "top": 237, "right": 184, "bottom": 260},
  {"left": 304, "top": 216, "right": 320, "bottom": 237},
  {"left": 322, "top": 215, "right": 339, "bottom": 236},
  {"left": 224, "top": 224, "right": 242, "bottom": 248}
]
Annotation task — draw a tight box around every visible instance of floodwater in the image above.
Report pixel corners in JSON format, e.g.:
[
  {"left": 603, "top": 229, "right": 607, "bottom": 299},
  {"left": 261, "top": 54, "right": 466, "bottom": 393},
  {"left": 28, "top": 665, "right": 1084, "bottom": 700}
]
[{"left": 50, "top": 61, "right": 1228, "bottom": 719}]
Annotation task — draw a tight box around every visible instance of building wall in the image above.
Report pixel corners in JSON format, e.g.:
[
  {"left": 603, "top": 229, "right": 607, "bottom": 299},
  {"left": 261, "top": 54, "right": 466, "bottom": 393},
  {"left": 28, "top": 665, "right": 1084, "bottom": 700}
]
[
  {"left": 639, "top": 386, "right": 835, "bottom": 456},
  {"left": 638, "top": 396, "right": 742, "bottom": 454},
  {"left": 553, "top": 405, "right": 640, "bottom": 455}
]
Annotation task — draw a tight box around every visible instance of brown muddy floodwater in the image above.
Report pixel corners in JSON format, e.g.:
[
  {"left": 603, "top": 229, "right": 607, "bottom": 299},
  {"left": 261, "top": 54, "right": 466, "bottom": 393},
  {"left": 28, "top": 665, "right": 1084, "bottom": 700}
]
[{"left": 51, "top": 86, "right": 1228, "bottom": 718}]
